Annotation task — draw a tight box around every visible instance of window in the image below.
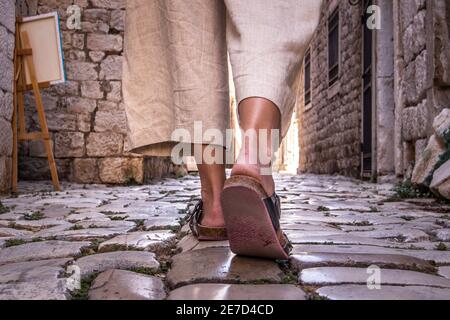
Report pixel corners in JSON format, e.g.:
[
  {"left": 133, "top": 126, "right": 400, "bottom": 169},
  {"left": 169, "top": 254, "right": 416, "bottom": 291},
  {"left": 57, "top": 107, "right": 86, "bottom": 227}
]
[
  {"left": 328, "top": 8, "right": 340, "bottom": 86},
  {"left": 304, "top": 49, "right": 311, "bottom": 105}
]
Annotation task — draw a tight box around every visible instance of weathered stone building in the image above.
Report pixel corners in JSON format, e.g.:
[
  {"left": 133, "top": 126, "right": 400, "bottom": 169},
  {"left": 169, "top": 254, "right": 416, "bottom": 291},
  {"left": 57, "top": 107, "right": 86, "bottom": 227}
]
[
  {"left": 9, "top": 0, "right": 185, "bottom": 188},
  {"left": 1, "top": 0, "right": 449, "bottom": 196},
  {"left": 0, "top": 0, "right": 15, "bottom": 193},
  {"left": 297, "top": 0, "right": 450, "bottom": 192}
]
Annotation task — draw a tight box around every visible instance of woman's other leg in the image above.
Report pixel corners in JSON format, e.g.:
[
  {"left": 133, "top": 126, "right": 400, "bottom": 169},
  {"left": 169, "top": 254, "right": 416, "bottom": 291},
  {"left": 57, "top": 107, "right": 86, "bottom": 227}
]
[{"left": 195, "top": 145, "right": 226, "bottom": 228}]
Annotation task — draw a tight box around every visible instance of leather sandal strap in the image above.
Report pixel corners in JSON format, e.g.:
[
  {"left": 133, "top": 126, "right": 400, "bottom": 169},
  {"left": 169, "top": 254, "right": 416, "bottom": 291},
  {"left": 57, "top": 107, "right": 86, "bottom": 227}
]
[
  {"left": 263, "top": 193, "right": 292, "bottom": 255},
  {"left": 188, "top": 200, "right": 228, "bottom": 241},
  {"left": 187, "top": 200, "right": 203, "bottom": 238}
]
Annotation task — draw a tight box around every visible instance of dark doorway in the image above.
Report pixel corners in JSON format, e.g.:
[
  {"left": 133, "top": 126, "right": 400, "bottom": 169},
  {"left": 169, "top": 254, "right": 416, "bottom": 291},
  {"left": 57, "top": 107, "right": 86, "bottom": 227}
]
[{"left": 361, "top": 0, "right": 374, "bottom": 178}]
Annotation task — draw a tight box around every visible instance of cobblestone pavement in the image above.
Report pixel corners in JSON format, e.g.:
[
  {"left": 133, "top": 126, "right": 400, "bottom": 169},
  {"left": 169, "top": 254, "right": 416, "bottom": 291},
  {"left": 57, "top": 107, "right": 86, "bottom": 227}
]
[{"left": 1, "top": 173, "right": 450, "bottom": 300}]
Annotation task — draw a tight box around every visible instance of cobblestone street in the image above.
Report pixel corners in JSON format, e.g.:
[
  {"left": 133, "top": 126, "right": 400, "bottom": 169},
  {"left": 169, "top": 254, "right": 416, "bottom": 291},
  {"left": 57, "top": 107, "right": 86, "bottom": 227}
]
[{"left": 0, "top": 173, "right": 449, "bottom": 300}]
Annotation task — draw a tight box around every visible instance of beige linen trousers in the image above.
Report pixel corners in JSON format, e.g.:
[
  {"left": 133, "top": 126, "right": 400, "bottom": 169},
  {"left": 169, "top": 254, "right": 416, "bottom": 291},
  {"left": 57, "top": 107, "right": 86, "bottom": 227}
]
[{"left": 123, "top": 0, "right": 322, "bottom": 156}]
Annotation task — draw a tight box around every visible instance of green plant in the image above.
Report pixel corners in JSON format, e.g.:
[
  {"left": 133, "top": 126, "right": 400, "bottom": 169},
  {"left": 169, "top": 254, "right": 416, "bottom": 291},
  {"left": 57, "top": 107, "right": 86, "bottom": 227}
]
[
  {"left": 436, "top": 242, "right": 448, "bottom": 251},
  {"left": 392, "top": 180, "right": 432, "bottom": 199},
  {"left": 128, "top": 267, "right": 158, "bottom": 276},
  {"left": 280, "top": 273, "right": 298, "bottom": 284},
  {"left": 123, "top": 167, "right": 138, "bottom": 186},
  {"left": 4, "top": 239, "right": 27, "bottom": 247},
  {"left": 71, "top": 273, "right": 98, "bottom": 300},
  {"left": 0, "top": 201, "right": 9, "bottom": 214},
  {"left": 352, "top": 220, "right": 372, "bottom": 227},
  {"left": 109, "top": 215, "right": 129, "bottom": 221},
  {"left": 24, "top": 211, "right": 44, "bottom": 221},
  {"left": 69, "top": 224, "right": 84, "bottom": 231}
]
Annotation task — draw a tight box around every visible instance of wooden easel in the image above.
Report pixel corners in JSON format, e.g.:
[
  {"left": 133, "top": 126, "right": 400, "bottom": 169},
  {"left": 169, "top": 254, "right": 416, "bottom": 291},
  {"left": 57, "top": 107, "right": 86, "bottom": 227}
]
[{"left": 12, "top": 18, "right": 61, "bottom": 192}]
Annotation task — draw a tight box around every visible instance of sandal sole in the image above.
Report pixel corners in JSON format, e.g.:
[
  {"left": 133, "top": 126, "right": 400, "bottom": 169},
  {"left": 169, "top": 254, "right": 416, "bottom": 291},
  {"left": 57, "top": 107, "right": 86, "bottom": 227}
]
[{"left": 221, "top": 176, "right": 289, "bottom": 260}]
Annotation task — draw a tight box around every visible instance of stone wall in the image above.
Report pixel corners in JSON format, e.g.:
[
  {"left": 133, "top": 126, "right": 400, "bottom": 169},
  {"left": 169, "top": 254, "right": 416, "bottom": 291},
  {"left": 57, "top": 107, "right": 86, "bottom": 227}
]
[
  {"left": 0, "top": 0, "right": 15, "bottom": 193},
  {"left": 395, "top": 0, "right": 450, "bottom": 181},
  {"left": 15, "top": 0, "right": 178, "bottom": 185},
  {"left": 397, "top": 0, "right": 431, "bottom": 176},
  {"left": 298, "top": 0, "right": 362, "bottom": 177}
]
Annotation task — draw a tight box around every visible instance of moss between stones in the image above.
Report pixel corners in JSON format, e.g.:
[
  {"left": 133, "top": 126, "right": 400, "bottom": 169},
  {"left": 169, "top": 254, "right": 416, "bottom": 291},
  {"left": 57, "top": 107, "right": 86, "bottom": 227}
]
[
  {"left": 4, "top": 237, "right": 46, "bottom": 248},
  {"left": 425, "top": 148, "right": 450, "bottom": 186},
  {"left": 4, "top": 239, "right": 28, "bottom": 247},
  {"left": 436, "top": 242, "right": 449, "bottom": 251},
  {"left": 71, "top": 273, "right": 98, "bottom": 300},
  {"left": 393, "top": 180, "right": 432, "bottom": 199},
  {"left": 24, "top": 211, "right": 45, "bottom": 221},
  {"left": 0, "top": 201, "right": 10, "bottom": 214}
]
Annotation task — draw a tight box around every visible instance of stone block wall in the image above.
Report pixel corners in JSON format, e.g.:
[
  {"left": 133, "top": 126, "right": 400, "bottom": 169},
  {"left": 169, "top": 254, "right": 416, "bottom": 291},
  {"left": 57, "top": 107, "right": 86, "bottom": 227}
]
[
  {"left": 298, "top": 1, "right": 362, "bottom": 177},
  {"left": 396, "top": 0, "right": 450, "bottom": 179},
  {"left": 0, "top": 0, "right": 16, "bottom": 193},
  {"left": 14, "top": 0, "right": 176, "bottom": 185}
]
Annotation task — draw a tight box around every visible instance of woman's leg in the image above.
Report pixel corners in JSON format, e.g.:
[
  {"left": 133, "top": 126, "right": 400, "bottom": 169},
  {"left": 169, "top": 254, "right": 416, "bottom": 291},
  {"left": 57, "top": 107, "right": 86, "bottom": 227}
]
[
  {"left": 195, "top": 145, "right": 226, "bottom": 228},
  {"left": 232, "top": 97, "right": 281, "bottom": 196}
]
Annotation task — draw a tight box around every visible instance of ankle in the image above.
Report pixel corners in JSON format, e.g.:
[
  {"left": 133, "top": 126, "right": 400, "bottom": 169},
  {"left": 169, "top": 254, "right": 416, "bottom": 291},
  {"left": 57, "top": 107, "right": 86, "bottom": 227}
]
[{"left": 231, "top": 163, "right": 275, "bottom": 196}]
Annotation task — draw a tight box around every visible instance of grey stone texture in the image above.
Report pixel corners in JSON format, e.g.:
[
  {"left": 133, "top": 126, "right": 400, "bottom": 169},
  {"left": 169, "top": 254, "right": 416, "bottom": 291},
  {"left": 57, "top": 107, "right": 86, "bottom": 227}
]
[
  {"left": 0, "top": 0, "right": 15, "bottom": 193},
  {"left": 298, "top": 2, "right": 362, "bottom": 177},
  {"left": 297, "top": 0, "right": 450, "bottom": 183},
  {"left": 0, "top": 173, "right": 450, "bottom": 299},
  {"left": 9, "top": 0, "right": 175, "bottom": 188}
]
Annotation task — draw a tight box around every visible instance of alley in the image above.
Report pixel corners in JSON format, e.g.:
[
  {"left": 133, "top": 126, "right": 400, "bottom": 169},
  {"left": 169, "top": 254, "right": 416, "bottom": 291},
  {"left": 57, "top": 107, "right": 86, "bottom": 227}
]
[{"left": 1, "top": 173, "right": 450, "bottom": 300}]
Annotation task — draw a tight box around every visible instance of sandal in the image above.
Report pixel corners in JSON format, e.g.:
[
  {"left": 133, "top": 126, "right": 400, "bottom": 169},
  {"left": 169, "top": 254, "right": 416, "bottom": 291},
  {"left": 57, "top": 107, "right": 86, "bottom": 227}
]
[
  {"left": 221, "top": 175, "right": 292, "bottom": 260},
  {"left": 188, "top": 200, "right": 228, "bottom": 241}
]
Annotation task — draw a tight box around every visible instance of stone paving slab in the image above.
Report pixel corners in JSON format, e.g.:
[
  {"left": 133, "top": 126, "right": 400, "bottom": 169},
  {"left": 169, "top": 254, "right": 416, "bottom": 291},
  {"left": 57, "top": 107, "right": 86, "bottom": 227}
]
[
  {"left": 36, "top": 227, "right": 132, "bottom": 241},
  {"left": 290, "top": 253, "right": 434, "bottom": 273},
  {"left": 434, "top": 229, "right": 450, "bottom": 242},
  {"left": 438, "top": 266, "right": 450, "bottom": 279},
  {"left": 66, "top": 212, "right": 110, "bottom": 222},
  {"left": 347, "top": 228, "right": 430, "bottom": 242},
  {"left": 75, "top": 251, "right": 160, "bottom": 279},
  {"left": 177, "top": 234, "right": 229, "bottom": 252},
  {"left": 316, "top": 285, "right": 450, "bottom": 300},
  {"left": 9, "top": 218, "right": 69, "bottom": 231},
  {"left": 287, "top": 234, "right": 409, "bottom": 248},
  {"left": 74, "top": 219, "right": 136, "bottom": 230},
  {"left": 0, "top": 227, "right": 33, "bottom": 237},
  {"left": 166, "top": 247, "right": 284, "bottom": 289},
  {"left": 88, "top": 269, "right": 166, "bottom": 300},
  {"left": 300, "top": 267, "right": 450, "bottom": 288},
  {"left": 0, "top": 279, "right": 70, "bottom": 300},
  {"left": 143, "top": 216, "right": 181, "bottom": 230},
  {"left": 0, "top": 258, "right": 72, "bottom": 283},
  {"left": 0, "top": 241, "right": 91, "bottom": 265},
  {"left": 168, "top": 284, "right": 307, "bottom": 300},
  {"left": 98, "top": 231, "right": 176, "bottom": 252},
  {"left": 1, "top": 174, "right": 450, "bottom": 300}
]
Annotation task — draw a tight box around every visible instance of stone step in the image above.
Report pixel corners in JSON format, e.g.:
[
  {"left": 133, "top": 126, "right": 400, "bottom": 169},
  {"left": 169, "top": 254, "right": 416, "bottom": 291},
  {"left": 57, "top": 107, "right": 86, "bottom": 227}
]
[
  {"left": 168, "top": 283, "right": 307, "bottom": 300},
  {"left": 166, "top": 247, "right": 283, "bottom": 289},
  {"left": 75, "top": 251, "right": 160, "bottom": 279},
  {"left": 438, "top": 266, "right": 450, "bottom": 279},
  {"left": 0, "top": 240, "right": 91, "bottom": 265},
  {"left": 290, "top": 252, "right": 434, "bottom": 273},
  {"left": 292, "top": 244, "right": 450, "bottom": 264},
  {"left": 316, "top": 285, "right": 450, "bottom": 300},
  {"left": 88, "top": 269, "right": 166, "bottom": 300},
  {"left": 98, "top": 230, "right": 176, "bottom": 253},
  {"left": 0, "top": 258, "right": 72, "bottom": 300},
  {"left": 300, "top": 267, "right": 450, "bottom": 288}
]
